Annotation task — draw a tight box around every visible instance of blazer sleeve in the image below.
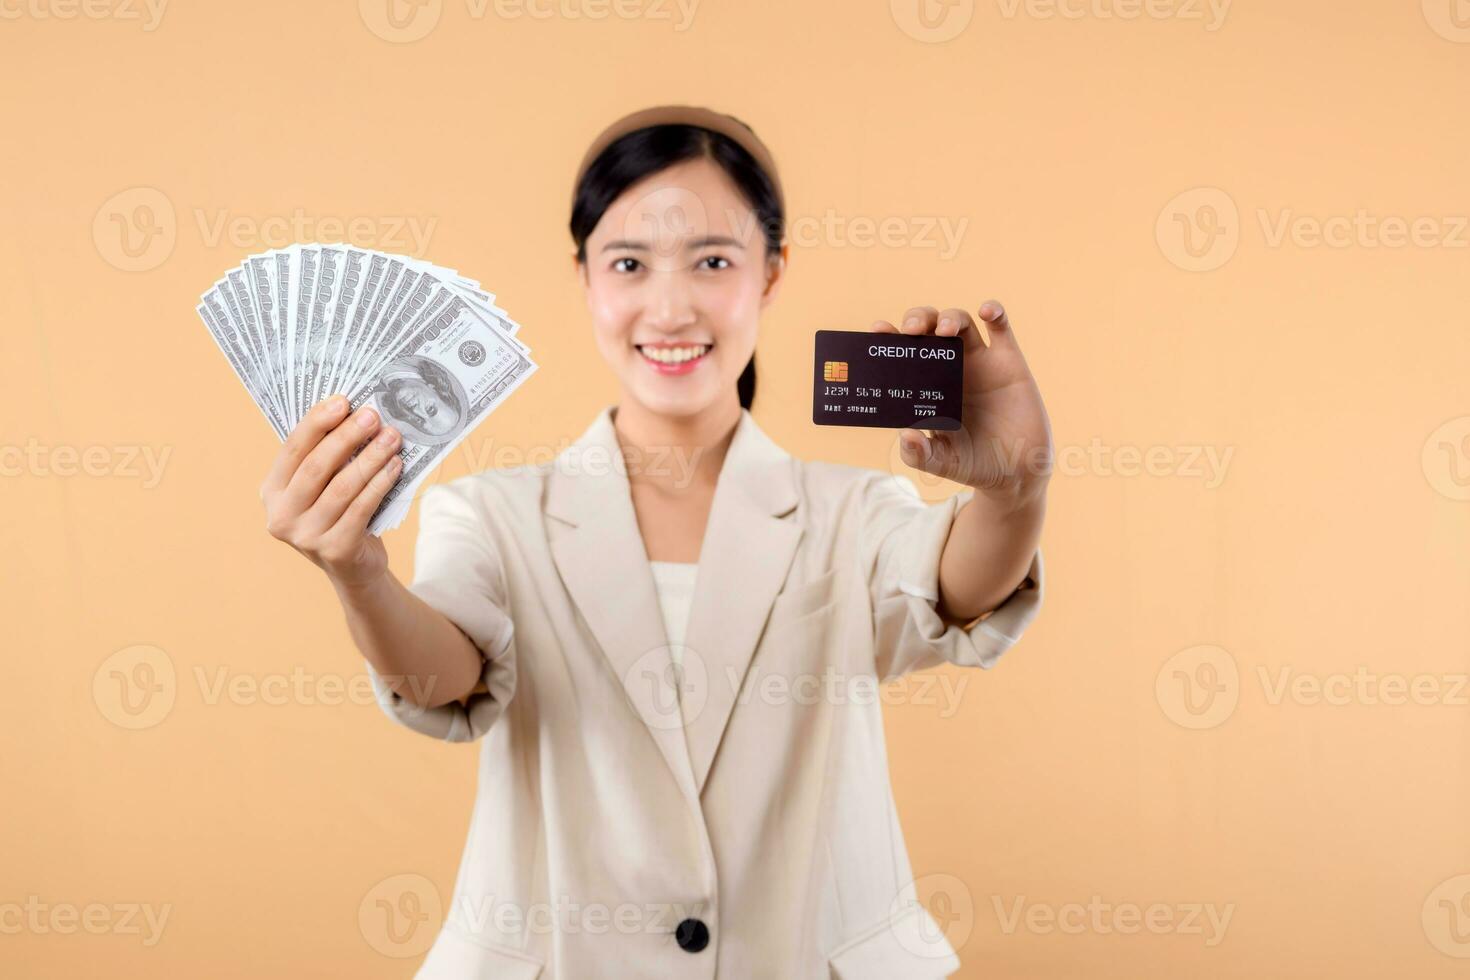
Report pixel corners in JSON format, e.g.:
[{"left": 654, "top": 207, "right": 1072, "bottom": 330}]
[
  {"left": 364, "top": 480, "right": 517, "bottom": 743},
  {"left": 861, "top": 473, "right": 1044, "bottom": 683}
]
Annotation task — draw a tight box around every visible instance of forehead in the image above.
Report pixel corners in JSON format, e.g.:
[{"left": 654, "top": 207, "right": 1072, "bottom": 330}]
[{"left": 589, "top": 156, "right": 756, "bottom": 243}]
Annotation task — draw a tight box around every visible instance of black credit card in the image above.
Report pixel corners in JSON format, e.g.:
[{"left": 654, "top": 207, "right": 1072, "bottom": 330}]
[{"left": 812, "top": 329, "right": 964, "bottom": 430}]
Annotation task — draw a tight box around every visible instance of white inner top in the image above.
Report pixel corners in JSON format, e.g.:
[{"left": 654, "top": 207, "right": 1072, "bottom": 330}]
[{"left": 648, "top": 560, "right": 698, "bottom": 668}]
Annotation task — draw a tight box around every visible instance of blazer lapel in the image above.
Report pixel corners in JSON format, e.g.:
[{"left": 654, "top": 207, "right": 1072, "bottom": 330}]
[
  {"left": 545, "top": 406, "right": 802, "bottom": 804},
  {"left": 546, "top": 407, "right": 700, "bottom": 806},
  {"left": 681, "top": 413, "right": 801, "bottom": 795}
]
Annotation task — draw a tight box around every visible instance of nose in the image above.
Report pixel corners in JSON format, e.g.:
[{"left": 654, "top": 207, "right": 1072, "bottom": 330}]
[{"left": 641, "top": 266, "right": 698, "bottom": 333}]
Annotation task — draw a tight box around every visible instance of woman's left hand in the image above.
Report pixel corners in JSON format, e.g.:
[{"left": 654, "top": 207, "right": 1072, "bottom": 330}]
[{"left": 874, "top": 302, "right": 1053, "bottom": 502}]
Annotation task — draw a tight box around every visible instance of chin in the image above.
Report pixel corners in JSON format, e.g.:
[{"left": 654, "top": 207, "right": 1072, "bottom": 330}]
[{"left": 627, "top": 378, "right": 722, "bottom": 419}]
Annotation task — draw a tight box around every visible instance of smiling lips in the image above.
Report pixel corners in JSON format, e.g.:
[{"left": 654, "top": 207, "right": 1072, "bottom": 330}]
[{"left": 636, "top": 342, "right": 712, "bottom": 375}]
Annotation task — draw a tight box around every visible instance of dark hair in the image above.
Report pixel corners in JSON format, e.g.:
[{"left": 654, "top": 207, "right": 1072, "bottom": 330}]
[{"left": 570, "top": 123, "right": 784, "bottom": 411}]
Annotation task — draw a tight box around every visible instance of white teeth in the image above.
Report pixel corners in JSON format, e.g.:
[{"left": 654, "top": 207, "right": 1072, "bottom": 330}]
[{"left": 639, "top": 345, "right": 709, "bottom": 364}]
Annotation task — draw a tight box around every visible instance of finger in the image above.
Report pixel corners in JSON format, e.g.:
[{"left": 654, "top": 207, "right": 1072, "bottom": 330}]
[
  {"left": 282, "top": 405, "right": 382, "bottom": 513},
  {"left": 900, "top": 428, "right": 964, "bottom": 478},
  {"left": 301, "top": 425, "right": 402, "bottom": 534},
  {"left": 898, "top": 429, "right": 932, "bottom": 471},
  {"left": 977, "top": 300, "right": 1017, "bottom": 346},
  {"left": 870, "top": 319, "right": 899, "bottom": 333},
  {"left": 329, "top": 452, "right": 404, "bottom": 542},
  {"left": 900, "top": 306, "right": 939, "bottom": 335},
  {"left": 978, "top": 300, "right": 1009, "bottom": 330},
  {"left": 262, "top": 395, "right": 349, "bottom": 496},
  {"left": 936, "top": 306, "right": 985, "bottom": 356}
]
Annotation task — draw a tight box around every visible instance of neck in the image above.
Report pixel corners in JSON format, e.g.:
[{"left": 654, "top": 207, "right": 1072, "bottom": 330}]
[{"left": 612, "top": 393, "right": 742, "bottom": 493}]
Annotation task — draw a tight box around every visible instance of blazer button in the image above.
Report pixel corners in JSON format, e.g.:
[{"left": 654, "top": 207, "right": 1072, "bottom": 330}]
[{"left": 675, "top": 917, "right": 709, "bottom": 953}]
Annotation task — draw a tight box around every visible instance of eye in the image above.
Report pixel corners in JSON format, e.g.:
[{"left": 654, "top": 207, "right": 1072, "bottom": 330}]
[
  {"left": 696, "top": 255, "right": 731, "bottom": 271},
  {"left": 612, "top": 257, "right": 642, "bottom": 274}
]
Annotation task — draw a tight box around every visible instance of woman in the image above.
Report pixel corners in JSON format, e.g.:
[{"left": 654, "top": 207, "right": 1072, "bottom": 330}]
[{"left": 260, "top": 105, "right": 1051, "bottom": 979}]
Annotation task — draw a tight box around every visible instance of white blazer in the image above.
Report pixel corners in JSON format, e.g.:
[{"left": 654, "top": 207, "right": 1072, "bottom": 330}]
[{"left": 366, "top": 405, "right": 1045, "bottom": 979}]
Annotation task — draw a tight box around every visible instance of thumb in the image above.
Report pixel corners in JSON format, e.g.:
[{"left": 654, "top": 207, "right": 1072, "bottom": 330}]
[
  {"left": 898, "top": 430, "right": 929, "bottom": 468},
  {"left": 900, "top": 429, "right": 950, "bottom": 476},
  {"left": 901, "top": 428, "right": 977, "bottom": 484}
]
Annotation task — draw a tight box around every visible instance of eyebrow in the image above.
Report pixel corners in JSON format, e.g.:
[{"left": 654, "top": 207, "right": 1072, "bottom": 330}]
[{"left": 599, "top": 235, "right": 746, "bottom": 253}]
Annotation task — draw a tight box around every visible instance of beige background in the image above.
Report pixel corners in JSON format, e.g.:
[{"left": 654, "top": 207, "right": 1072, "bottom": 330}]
[{"left": 4, "top": 0, "right": 1469, "bottom": 976}]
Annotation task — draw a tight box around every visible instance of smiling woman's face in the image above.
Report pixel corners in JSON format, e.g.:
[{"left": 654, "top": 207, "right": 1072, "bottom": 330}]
[{"left": 579, "top": 156, "right": 783, "bottom": 420}]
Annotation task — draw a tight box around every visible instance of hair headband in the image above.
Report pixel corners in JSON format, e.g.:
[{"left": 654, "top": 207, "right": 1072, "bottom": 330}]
[{"left": 571, "top": 104, "right": 785, "bottom": 215}]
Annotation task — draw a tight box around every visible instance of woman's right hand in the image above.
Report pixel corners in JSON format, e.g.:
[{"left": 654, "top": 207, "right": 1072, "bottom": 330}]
[{"left": 260, "top": 394, "right": 404, "bottom": 591}]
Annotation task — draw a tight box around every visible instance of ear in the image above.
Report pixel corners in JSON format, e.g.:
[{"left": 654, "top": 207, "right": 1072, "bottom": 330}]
[{"left": 758, "top": 242, "right": 788, "bottom": 311}]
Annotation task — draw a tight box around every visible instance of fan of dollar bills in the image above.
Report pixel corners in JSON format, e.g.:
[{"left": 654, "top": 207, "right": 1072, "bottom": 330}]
[{"left": 196, "top": 243, "right": 538, "bottom": 534}]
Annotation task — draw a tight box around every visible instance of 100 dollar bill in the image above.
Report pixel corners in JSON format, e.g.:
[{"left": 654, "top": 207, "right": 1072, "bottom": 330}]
[{"left": 347, "top": 294, "right": 537, "bottom": 533}]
